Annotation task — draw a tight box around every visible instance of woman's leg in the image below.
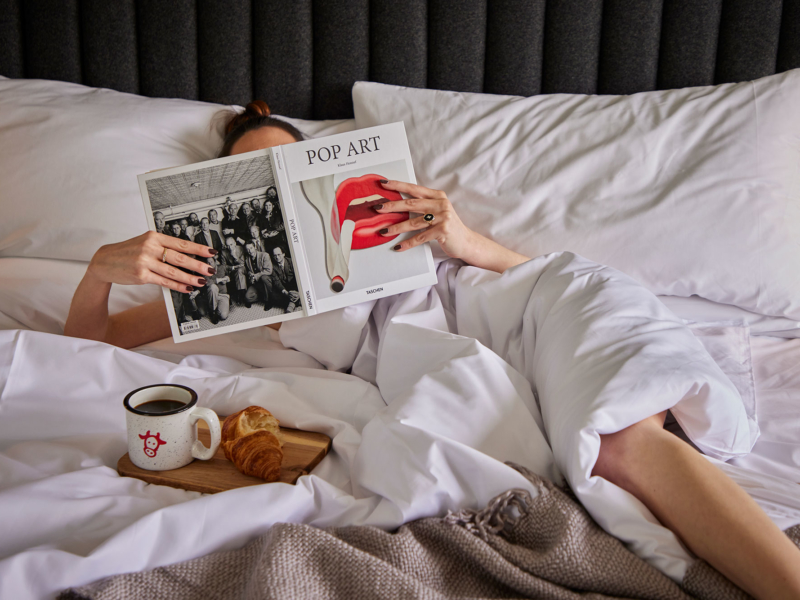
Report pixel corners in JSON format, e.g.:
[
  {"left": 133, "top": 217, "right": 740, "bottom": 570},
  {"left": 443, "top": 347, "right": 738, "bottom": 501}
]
[{"left": 593, "top": 412, "right": 800, "bottom": 599}]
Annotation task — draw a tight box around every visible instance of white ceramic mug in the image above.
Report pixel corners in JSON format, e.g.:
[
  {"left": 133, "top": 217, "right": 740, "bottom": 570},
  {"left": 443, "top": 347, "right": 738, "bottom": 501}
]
[{"left": 124, "top": 384, "right": 221, "bottom": 471}]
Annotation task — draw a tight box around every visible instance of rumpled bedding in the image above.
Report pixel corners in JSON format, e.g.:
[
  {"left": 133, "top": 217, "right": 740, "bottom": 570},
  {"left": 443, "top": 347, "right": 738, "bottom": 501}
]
[
  {"left": 63, "top": 464, "right": 800, "bottom": 600},
  {"left": 1, "top": 253, "right": 798, "bottom": 599}
]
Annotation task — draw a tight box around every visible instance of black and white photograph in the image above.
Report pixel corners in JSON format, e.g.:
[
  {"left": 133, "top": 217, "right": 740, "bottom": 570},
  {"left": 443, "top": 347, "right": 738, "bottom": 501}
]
[{"left": 142, "top": 154, "right": 302, "bottom": 338}]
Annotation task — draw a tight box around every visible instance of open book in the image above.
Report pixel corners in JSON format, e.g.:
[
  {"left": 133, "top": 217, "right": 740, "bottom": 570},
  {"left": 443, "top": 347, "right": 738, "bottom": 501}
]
[{"left": 138, "top": 122, "right": 437, "bottom": 343}]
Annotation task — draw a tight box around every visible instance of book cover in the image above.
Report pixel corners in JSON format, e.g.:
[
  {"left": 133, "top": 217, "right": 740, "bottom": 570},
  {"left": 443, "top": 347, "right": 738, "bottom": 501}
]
[{"left": 137, "top": 123, "right": 436, "bottom": 343}]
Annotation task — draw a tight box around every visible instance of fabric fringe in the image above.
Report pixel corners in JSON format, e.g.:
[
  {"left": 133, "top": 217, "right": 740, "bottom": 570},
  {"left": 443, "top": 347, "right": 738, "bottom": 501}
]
[{"left": 443, "top": 461, "right": 542, "bottom": 541}]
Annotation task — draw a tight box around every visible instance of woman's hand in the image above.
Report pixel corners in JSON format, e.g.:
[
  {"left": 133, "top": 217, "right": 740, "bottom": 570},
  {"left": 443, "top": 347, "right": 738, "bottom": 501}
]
[
  {"left": 375, "top": 180, "right": 530, "bottom": 274},
  {"left": 88, "top": 231, "right": 217, "bottom": 294},
  {"left": 66, "top": 230, "right": 217, "bottom": 348},
  {"left": 374, "top": 181, "right": 477, "bottom": 260}
]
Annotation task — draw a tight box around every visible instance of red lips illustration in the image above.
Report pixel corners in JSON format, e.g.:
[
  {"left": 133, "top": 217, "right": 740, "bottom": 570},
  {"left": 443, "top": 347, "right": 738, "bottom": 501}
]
[
  {"left": 301, "top": 173, "right": 409, "bottom": 293},
  {"left": 332, "top": 174, "right": 407, "bottom": 249}
]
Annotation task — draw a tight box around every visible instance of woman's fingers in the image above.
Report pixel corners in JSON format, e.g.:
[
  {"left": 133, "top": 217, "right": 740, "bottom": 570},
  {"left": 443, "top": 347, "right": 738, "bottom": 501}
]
[
  {"left": 150, "top": 261, "right": 207, "bottom": 293},
  {"left": 158, "top": 232, "right": 216, "bottom": 258},
  {"left": 145, "top": 232, "right": 215, "bottom": 276},
  {"left": 162, "top": 247, "right": 215, "bottom": 276},
  {"left": 374, "top": 196, "right": 448, "bottom": 215},
  {"left": 371, "top": 180, "right": 477, "bottom": 261},
  {"left": 374, "top": 181, "right": 453, "bottom": 219},
  {"left": 149, "top": 273, "right": 196, "bottom": 294},
  {"left": 143, "top": 233, "right": 212, "bottom": 292},
  {"left": 88, "top": 231, "right": 217, "bottom": 293},
  {"left": 379, "top": 214, "right": 435, "bottom": 236},
  {"left": 392, "top": 224, "right": 440, "bottom": 252},
  {"left": 373, "top": 181, "right": 466, "bottom": 257},
  {"left": 379, "top": 180, "right": 446, "bottom": 200}
]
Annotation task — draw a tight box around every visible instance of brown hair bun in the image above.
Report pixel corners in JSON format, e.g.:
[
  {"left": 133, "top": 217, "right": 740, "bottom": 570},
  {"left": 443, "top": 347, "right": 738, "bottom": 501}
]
[
  {"left": 248, "top": 100, "right": 271, "bottom": 117},
  {"left": 218, "top": 100, "right": 304, "bottom": 157},
  {"left": 224, "top": 101, "right": 272, "bottom": 135}
]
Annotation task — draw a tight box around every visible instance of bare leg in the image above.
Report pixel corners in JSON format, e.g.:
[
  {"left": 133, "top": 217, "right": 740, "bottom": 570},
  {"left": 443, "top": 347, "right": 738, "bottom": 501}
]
[{"left": 593, "top": 412, "right": 800, "bottom": 600}]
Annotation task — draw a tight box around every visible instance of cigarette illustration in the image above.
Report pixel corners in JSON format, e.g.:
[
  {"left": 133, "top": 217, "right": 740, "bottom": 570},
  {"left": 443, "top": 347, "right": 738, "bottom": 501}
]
[
  {"left": 301, "top": 175, "right": 349, "bottom": 292},
  {"left": 301, "top": 173, "right": 407, "bottom": 293}
]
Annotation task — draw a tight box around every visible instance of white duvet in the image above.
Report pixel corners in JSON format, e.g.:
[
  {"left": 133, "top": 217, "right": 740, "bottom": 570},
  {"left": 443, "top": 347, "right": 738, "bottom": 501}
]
[{"left": 1, "top": 253, "right": 799, "bottom": 599}]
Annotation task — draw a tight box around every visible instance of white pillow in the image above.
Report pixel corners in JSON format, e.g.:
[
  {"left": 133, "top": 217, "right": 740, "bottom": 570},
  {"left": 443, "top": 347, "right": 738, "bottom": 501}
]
[
  {"left": 0, "top": 257, "right": 160, "bottom": 334},
  {"left": 353, "top": 72, "right": 800, "bottom": 320},
  {"left": 0, "top": 77, "right": 354, "bottom": 262}
]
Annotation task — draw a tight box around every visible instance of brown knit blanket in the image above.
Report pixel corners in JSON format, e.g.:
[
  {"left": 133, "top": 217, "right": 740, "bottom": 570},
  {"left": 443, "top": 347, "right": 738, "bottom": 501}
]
[{"left": 59, "top": 464, "right": 798, "bottom": 600}]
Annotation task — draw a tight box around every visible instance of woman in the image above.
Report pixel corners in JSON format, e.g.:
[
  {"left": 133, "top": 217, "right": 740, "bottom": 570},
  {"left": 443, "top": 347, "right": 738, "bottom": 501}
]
[
  {"left": 64, "top": 101, "right": 800, "bottom": 599},
  {"left": 258, "top": 196, "right": 287, "bottom": 252}
]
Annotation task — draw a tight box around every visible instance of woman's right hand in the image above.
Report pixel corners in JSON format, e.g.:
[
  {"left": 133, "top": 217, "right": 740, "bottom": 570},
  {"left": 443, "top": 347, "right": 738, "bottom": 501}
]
[{"left": 87, "top": 231, "right": 217, "bottom": 294}]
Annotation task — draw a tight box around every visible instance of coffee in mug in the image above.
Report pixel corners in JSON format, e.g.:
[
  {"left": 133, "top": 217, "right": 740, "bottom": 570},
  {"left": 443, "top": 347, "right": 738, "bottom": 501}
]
[
  {"left": 136, "top": 399, "right": 188, "bottom": 413},
  {"left": 124, "top": 384, "right": 221, "bottom": 471}
]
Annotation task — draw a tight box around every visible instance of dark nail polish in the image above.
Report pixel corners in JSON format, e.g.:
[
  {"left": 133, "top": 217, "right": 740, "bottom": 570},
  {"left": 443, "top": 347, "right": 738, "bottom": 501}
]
[
  {"left": 393, "top": 244, "right": 401, "bottom": 251},
  {"left": 209, "top": 249, "right": 218, "bottom": 256},
  {"left": 186, "top": 286, "right": 194, "bottom": 292},
  {"left": 198, "top": 278, "right": 207, "bottom": 286},
  {"left": 379, "top": 228, "right": 389, "bottom": 235},
  {"left": 208, "top": 268, "right": 216, "bottom": 275},
  {"left": 373, "top": 204, "right": 384, "bottom": 211},
  {"left": 379, "top": 179, "right": 388, "bottom": 184}
]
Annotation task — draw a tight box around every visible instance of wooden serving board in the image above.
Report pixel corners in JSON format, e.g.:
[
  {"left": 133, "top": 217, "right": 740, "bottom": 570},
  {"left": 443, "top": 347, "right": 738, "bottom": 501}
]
[{"left": 117, "top": 417, "right": 331, "bottom": 494}]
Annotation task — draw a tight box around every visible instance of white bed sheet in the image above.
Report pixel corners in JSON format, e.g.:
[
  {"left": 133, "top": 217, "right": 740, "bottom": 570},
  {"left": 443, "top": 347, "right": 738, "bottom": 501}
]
[
  {"left": 660, "top": 296, "right": 800, "bottom": 339},
  {"left": 1, "top": 254, "right": 799, "bottom": 600},
  {"left": 729, "top": 336, "right": 800, "bottom": 483}
]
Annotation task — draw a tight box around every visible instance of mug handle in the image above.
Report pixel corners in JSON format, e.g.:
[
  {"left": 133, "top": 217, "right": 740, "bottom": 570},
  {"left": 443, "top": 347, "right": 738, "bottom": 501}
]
[{"left": 190, "top": 407, "right": 221, "bottom": 460}]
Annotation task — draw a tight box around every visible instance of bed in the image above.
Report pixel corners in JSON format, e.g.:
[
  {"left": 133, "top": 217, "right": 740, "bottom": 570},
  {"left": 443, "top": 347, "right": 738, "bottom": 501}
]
[{"left": 1, "top": 1, "right": 800, "bottom": 598}]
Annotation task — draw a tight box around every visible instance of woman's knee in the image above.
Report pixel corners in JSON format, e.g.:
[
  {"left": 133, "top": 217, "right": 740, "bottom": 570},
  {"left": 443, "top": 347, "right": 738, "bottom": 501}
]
[{"left": 592, "top": 411, "right": 667, "bottom": 487}]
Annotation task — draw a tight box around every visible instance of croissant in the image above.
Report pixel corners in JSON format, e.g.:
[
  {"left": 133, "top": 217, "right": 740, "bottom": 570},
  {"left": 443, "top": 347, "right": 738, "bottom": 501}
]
[
  {"left": 224, "top": 430, "right": 283, "bottom": 481},
  {"left": 222, "top": 406, "right": 285, "bottom": 458},
  {"left": 222, "top": 406, "right": 285, "bottom": 482}
]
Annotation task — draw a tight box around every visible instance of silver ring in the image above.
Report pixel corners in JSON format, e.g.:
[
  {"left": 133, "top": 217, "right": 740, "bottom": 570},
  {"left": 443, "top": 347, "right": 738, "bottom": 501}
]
[
  {"left": 161, "top": 248, "right": 168, "bottom": 263},
  {"left": 423, "top": 213, "right": 435, "bottom": 225}
]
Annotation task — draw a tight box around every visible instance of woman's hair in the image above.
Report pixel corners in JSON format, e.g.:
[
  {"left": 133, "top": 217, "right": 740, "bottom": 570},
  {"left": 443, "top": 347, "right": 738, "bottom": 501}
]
[{"left": 219, "top": 100, "right": 304, "bottom": 157}]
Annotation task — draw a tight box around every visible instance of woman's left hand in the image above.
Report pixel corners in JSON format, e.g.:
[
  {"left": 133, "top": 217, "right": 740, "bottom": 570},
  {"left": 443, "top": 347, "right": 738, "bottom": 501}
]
[{"left": 374, "top": 181, "right": 476, "bottom": 261}]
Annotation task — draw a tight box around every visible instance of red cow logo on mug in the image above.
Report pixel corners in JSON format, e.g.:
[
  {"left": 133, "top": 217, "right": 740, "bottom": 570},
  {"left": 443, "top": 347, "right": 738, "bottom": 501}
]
[{"left": 139, "top": 430, "right": 167, "bottom": 457}]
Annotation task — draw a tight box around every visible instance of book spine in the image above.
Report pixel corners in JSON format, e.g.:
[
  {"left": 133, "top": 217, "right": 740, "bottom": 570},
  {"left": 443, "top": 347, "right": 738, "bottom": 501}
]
[{"left": 271, "top": 147, "right": 319, "bottom": 316}]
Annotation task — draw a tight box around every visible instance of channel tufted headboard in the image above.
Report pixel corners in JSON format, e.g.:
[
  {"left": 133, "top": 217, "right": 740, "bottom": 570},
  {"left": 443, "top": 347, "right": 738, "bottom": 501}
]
[{"left": 1, "top": 0, "right": 799, "bottom": 120}]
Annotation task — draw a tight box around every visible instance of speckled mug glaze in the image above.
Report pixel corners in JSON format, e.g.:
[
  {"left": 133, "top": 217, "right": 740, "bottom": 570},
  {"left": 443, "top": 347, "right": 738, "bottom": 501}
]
[{"left": 124, "top": 384, "right": 221, "bottom": 471}]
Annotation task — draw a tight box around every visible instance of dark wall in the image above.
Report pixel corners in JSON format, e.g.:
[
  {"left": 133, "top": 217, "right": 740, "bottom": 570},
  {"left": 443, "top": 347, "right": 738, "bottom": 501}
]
[{"left": 1, "top": 0, "right": 798, "bottom": 119}]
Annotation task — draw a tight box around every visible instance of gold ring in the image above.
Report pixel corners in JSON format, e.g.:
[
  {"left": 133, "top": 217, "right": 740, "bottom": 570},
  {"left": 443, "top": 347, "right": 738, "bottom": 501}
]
[
  {"left": 423, "top": 213, "right": 435, "bottom": 225},
  {"left": 162, "top": 248, "right": 168, "bottom": 263}
]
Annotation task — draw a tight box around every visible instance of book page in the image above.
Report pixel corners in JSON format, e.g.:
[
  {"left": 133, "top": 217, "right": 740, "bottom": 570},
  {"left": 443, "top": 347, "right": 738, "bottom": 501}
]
[
  {"left": 137, "top": 150, "right": 305, "bottom": 343},
  {"left": 280, "top": 123, "right": 437, "bottom": 313}
]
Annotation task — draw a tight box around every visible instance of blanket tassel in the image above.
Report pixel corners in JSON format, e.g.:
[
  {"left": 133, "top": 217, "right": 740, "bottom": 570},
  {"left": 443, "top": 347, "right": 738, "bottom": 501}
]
[
  {"left": 444, "top": 488, "right": 533, "bottom": 542},
  {"left": 444, "top": 462, "right": 547, "bottom": 541}
]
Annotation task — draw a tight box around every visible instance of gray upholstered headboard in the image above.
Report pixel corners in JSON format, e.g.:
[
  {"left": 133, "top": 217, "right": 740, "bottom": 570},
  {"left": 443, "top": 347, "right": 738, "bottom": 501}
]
[{"left": 1, "top": 0, "right": 798, "bottom": 120}]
